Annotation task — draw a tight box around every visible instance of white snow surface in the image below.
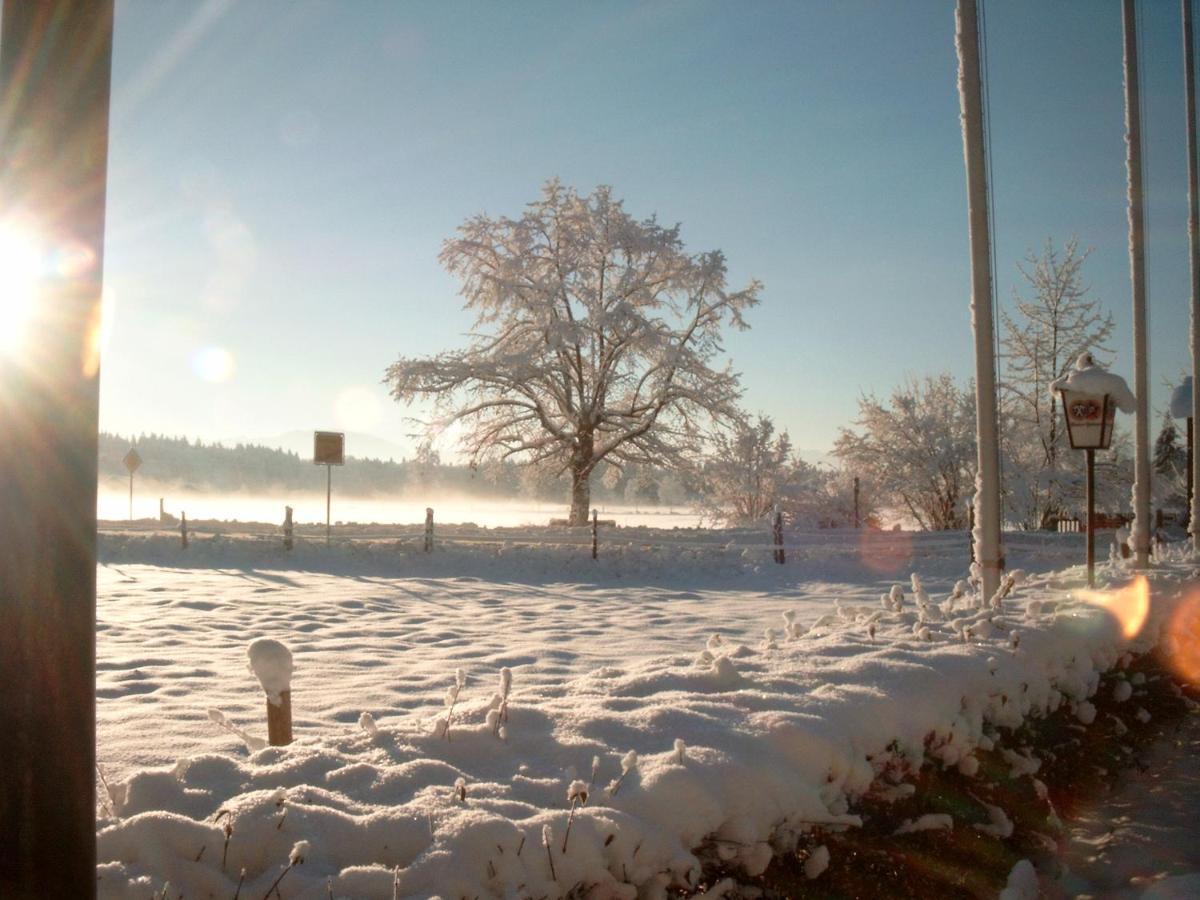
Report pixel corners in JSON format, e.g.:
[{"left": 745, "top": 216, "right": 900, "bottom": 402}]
[
  {"left": 92, "top": 528, "right": 1198, "bottom": 898},
  {"left": 1049, "top": 356, "right": 1137, "bottom": 413},
  {"left": 247, "top": 638, "right": 294, "bottom": 705},
  {"left": 1054, "top": 694, "right": 1200, "bottom": 899},
  {"left": 1000, "top": 859, "right": 1038, "bottom": 900}
]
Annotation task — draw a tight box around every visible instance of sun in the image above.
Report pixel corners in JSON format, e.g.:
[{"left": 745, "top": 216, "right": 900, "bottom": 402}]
[{"left": 0, "top": 222, "right": 44, "bottom": 358}]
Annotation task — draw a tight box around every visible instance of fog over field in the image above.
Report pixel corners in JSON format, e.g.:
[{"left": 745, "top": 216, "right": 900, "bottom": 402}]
[{"left": 96, "top": 486, "right": 704, "bottom": 529}]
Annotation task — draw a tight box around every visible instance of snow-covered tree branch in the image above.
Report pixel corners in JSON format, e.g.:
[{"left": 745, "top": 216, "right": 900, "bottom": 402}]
[
  {"left": 832, "top": 375, "right": 976, "bottom": 531},
  {"left": 384, "top": 181, "right": 761, "bottom": 523},
  {"left": 1000, "top": 238, "right": 1115, "bottom": 529}
]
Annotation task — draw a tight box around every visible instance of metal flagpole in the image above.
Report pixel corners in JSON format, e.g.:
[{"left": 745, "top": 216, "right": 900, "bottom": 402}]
[{"left": 955, "top": 0, "right": 1003, "bottom": 601}]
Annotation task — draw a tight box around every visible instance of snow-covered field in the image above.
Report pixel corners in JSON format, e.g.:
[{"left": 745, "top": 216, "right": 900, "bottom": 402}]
[{"left": 93, "top": 528, "right": 1200, "bottom": 898}]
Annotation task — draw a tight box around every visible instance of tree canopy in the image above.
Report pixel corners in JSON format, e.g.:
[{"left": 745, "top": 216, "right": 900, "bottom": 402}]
[{"left": 385, "top": 181, "right": 761, "bottom": 523}]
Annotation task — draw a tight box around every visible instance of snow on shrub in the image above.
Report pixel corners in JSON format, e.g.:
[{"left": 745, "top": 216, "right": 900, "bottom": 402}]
[{"left": 94, "top": 560, "right": 1193, "bottom": 897}]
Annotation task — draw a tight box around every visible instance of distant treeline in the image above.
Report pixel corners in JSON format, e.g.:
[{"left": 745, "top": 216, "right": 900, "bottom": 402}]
[{"left": 98, "top": 432, "right": 697, "bottom": 503}]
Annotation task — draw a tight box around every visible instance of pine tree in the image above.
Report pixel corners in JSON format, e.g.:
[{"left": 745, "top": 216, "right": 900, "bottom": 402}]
[{"left": 1154, "top": 414, "right": 1184, "bottom": 475}]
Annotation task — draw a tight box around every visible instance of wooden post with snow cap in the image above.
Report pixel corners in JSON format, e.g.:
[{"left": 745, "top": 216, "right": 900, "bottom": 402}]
[
  {"left": 956, "top": 0, "right": 1003, "bottom": 601},
  {"left": 424, "top": 507, "right": 434, "bottom": 552},
  {"left": 283, "top": 505, "right": 294, "bottom": 551},
  {"left": 247, "top": 639, "right": 293, "bottom": 746},
  {"left": 180, "top": 511, "right": 188, "bottom": 550}
]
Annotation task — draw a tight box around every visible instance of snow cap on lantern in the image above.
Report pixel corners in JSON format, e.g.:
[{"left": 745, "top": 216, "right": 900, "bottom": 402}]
[
  {"left": 1049, "top": 352, "right": 1134, "bottom": 450},
  {"left": 1169, "top": 376, "right": 1192, "bottom": 420}
]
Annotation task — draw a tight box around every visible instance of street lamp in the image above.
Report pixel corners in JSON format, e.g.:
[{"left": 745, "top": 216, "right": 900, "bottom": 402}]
[{"left": 1051, "top": 352, "right": 1136, "bottom": 586}]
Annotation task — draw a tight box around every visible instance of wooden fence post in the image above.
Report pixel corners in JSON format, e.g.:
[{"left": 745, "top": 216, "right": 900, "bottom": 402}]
[
  {"left": 266, "top": 691, "right": 293, "bottom": 747},
  {"left": 283, "top": 505, "right": 293, "bottom": 551},
  {"left": 180, "top": 511, "right": 188, "bottom": 549},
  {"left": 592, "top": 508, "right": 598, "bottom": 560},
  {"left": 773, "top": 509, "right": 785, "bottom": 564},
  {"left": 425, "top": 507, "right": 434, "bottom": 552},
  {"left": 247, "top": 639, "right": 293, "bottom": 746}
]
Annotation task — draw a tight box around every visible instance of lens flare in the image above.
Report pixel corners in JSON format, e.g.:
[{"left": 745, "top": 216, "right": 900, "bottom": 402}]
[
  {"left": 0, "top": 222, "right": 44, "bottom": 357},
  {"left": 191, "top": 346, "right": 235, "bottom": 383},
  {"left": 1078, "top": 575, "right": 1150, "bottom": 640},
  {"left": 858, "top": 527, "right": 913, "bottom": 576},
  {"left": 1163, "top": 590, "right": 1200, "bottom": 684}
]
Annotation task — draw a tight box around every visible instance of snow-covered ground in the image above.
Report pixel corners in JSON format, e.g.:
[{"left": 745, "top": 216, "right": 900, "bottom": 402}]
[
  {"left": 93, "top": 528, "right": 1200, "bottom": 898},
  {"left": 1051, "top": 702, "right": 1200, "bottom": 898}
]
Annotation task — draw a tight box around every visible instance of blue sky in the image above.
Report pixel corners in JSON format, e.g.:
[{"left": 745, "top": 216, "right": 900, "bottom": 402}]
[{"left": 99, "top": 0, "right": 1197, "bottom": 461}]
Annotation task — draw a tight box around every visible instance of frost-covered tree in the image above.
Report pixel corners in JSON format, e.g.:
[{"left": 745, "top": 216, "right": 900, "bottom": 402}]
[
  {"left": 701, "top": 415, "right": 794, "bottom": 525},
  {"left": 1000, "top": 238, "right": 1115, "bottom": 529},
  {"left": 1153, "top": 413, "right": 1187, "bottom": 511},
  {"left": 795, "top": 468, "right": 881, "bottom": 529},
  {"left": 384, "top": 181, "right": 760, "bottom": 524},
  {"left": 833, "top": 375, "right": 976, "bottom": 530}
]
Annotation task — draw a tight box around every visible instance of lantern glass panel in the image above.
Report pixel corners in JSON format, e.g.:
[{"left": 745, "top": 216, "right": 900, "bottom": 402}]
[{"left": 1062, "top": 390, "right": 1113, "bottom": 450}]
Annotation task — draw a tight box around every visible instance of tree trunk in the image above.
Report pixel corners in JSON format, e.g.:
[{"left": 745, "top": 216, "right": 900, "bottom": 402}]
[
  {"left": 568, "top": 432, "right": 594, "bottom": 526},
  {"left": 568, "top": 467, "right": 591, "bottom": 525}
]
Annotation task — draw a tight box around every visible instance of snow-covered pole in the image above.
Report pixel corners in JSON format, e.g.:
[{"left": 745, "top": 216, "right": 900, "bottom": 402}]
[
  {"left": 1184, "top": 0, "right": 1200, "bottom": 551},
  {"left": 247, "top": 639, "right": 294, "bottom": 746},
  {"left": 1124, "top": 0, "right": 1152, "bottom": 568},
  {"left": 956, "top": 0, "right": 1003, "bottom": 600}
]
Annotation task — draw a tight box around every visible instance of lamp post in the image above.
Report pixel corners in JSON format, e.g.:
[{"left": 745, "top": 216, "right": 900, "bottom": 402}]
[{"left": 1051, "top": 353, "right": 1136, "bottom": 587}]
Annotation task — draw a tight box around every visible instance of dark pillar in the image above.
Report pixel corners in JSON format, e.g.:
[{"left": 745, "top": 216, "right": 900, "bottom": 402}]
[{"left": 0, "top": 2, "right": 115, "bottom": 896}]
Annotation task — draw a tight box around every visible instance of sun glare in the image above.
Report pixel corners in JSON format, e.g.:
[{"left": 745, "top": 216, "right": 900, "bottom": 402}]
[
  {"left": 1078, "top": 575, "right": 1151, "bottom": 640},
  {"left": 0, "top": 223, "right": 44, "bottom": 358}
]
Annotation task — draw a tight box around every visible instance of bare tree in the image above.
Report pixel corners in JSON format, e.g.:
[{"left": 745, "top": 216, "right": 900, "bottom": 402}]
[
  {"left": 833, "top": 375, "right": 976, "bottom": 530},
  {"left": 385, "top": 181, "right": 760, "bottom": 524},
  {"left": 701, "top": 415, "right": 793, "bottom": 525},
  {"left": 1001, "top": 238, "right": 1115, "bottom": 529}
]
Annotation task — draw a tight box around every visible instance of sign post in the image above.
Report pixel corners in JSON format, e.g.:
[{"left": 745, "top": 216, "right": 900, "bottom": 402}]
[
  {"left": 123, "top": 448, "right": 142, "bottom": 521},
  {"left": 313, "top": 432, "right": 345, "bottom": 545}
]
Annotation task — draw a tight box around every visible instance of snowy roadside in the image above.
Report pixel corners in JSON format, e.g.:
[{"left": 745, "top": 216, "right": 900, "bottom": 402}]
[
  {"left": 92, "top": 534, "right": 1200, "bottom": 898},
  {"left": 1048, "top": 693, "right": 1200, "bottom": 898}
]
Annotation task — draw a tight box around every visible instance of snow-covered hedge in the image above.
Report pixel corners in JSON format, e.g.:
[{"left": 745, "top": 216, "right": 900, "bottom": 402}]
[{"left": 94, "top": 551, "right": 1198, "bottom": 898}]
